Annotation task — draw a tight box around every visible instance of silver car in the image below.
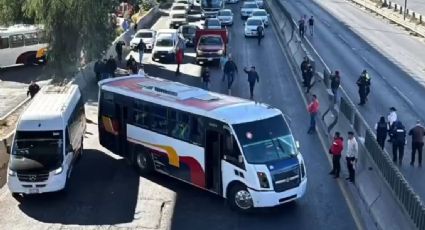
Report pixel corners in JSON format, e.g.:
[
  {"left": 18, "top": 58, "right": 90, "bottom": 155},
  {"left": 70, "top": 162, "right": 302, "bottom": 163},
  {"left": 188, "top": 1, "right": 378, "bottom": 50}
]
[{"left": 217, "top": 9, "right": 234, "bottom": 26}]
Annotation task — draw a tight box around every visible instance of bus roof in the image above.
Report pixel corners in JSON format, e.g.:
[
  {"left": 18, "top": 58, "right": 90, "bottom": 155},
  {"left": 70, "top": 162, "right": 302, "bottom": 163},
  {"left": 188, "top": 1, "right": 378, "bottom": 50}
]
[
  {"left": 17, "top": 84, "right": 81, "bottom": 131},
  {"left": 0, "top": 24, "right": 43, "bottom": 37},
  {"left": 100, "top": 76, "right": 281, "bottom": 124}
]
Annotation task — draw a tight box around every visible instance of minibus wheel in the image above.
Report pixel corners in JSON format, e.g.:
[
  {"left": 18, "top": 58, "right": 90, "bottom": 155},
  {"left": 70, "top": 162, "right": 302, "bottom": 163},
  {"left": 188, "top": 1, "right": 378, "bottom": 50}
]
[
  {"left": 135, "top": 150, "right": 154, "bottom": 174},
  {"left": 228, "top": 184, "right": 253, "bottom": 211}
]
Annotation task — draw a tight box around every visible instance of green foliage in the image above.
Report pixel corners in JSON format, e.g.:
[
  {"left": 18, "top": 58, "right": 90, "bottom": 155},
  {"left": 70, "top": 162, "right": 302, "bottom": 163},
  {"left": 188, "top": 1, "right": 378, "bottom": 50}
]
[
  {"left": 141, "top": 0, "right": 157, "bottom": 11},
  {"left": 0, "top": 0, "right": 33, "bottom": 25},
  {"left": 0, "top": 0, "right": 116, "bottom": 81}
]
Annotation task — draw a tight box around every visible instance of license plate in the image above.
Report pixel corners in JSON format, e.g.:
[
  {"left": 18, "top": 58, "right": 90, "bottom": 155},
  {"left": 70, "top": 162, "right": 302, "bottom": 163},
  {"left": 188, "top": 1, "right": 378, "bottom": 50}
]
[
  {"left": 207, "top": 58, "right": 213, "bottom": 61},
  {"left": 161, "top": 55, "right": 165, "bottom": 57},
  {"left": 29, "top": 188, "right": 39, "bottom": 193}
]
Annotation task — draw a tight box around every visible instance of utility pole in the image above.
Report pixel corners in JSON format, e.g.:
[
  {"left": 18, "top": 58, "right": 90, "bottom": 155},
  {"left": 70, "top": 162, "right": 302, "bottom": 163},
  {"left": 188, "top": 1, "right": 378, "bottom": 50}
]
[{"left": 404, "top": 0, "right": 407, "bottom": 20}]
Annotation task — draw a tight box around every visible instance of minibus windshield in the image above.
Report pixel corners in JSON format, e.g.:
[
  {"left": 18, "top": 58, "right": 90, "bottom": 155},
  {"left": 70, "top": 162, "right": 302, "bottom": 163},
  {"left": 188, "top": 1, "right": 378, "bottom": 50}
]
[{"left": 233, "top": 115, "right": 297, "bottom": 164}]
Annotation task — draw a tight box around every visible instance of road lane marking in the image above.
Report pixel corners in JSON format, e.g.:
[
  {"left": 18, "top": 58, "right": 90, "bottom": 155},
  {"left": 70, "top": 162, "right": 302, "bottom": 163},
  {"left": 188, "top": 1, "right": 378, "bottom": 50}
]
[
  {"left": 393, "top": 86, "right": 414, "bottom": 107},
  {"left": 271, "top": 19, "right": 365, "bottom": 230}
]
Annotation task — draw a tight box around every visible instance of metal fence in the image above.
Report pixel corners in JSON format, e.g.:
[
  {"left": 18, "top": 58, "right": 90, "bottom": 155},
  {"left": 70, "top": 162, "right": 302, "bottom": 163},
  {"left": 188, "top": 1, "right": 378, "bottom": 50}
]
[{"left": 340, "top": 97, "right": 425, "bottom": 229}]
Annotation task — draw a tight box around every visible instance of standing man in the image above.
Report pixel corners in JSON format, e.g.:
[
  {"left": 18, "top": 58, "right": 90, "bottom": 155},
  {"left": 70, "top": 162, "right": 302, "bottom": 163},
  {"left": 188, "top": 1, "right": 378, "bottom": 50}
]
[
  {"left": 330, "top": 70, "right": 341, "bottom": 101},
  {"left": 308, "top": 16, "right": 314, "bottom": 36},
  {"left": 201, "top": 66, "right": 210, "bottom": 90},
  {"left": 127, "top": 55, "right": 138, "bottom": 74},
  {"left": 345, "top": 131, "right": 358, "bottom": 183},
  {"left": 27, "top": 81, "right": 40, "bottom": 99},
  {"left": 409, "top": 120, "right": 425, "bottom": 167},
  {"left": 243, "top": 66, "right": 259, "bottom": 100},
  {"left": 392, "top": 120, "right": 406, "bottom": 165},
  {"left": 375, "top": 116, "right": 389, "bottom": 149},
  {"left": 388, "top": 107, "right": 398, "bottom": 142},
  {"left": 106, "top": 55, "right": 117, "bottom": 78},
  {"left": 257, "top": 24, "right": 264, "bottom": 45},
  {"left": 223, "top": 56, "right": 238, "bottom": 95},
  {"left": 300, "top": 57, "right": 309, "bottom": 86},
  {"left": 307, "top": 94, "right": 320, "bottom": 134},
  {"left": 175, "top": 47, "right": 184, "bottom": 75},
  {"left": 356, "top": 70, "right": 368, "bottom": 105},
  {"left": 305, "top": 64, "right": 314, "bottom": 93},
  {"left": 136, "top": 39, "right": 146, "bottom": 64},
  {"left": 298, "top": 16, "right": 305, "bottom": 38},
  {"left": 329, "top": 132, "right": 344, "bottom": 178},
  {"left": 115, "top": 41, "right": 125, "bottom": 62},
  {"left": 220, "top": 54, "right": 229, "bottom": 79},
  {"left": 94, "top": 59, "right": 102, "bottom": 82}
]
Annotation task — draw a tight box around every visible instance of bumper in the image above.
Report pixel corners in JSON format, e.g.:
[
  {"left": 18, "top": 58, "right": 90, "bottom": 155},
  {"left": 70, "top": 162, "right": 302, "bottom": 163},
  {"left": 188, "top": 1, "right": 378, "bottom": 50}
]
[
  {"left": 202, "top": 12, "right": 218, "bottom": 18},
  {"left": 152, "top": 52, "right": 174, "bottom": 60},
  {"left": 220, "top": 20, "right": 233, "bottom": 26},
  {"left": 245, "top": 30, "right": 259, "bottom": 37},
  {"left": 170, "top": 22, "right": 187, "bottom": 29},
  {"left": 7, "top": 173, "right": 66, "bottom": 194},
  {"left": 249, "top": 178, "right": 307, "bottom": 208},
  {"left": 241, "top": 13, "right": 252, "bottom": 19},
  {"left": 196, "top": 53, "right": 222, "bottom": 61}
]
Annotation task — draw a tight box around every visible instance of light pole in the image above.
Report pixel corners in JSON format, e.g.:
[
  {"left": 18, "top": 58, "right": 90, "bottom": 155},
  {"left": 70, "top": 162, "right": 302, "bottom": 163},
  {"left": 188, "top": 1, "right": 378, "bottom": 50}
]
[{"left": 404, "top": 0, "right": 407, "bottom": 20}]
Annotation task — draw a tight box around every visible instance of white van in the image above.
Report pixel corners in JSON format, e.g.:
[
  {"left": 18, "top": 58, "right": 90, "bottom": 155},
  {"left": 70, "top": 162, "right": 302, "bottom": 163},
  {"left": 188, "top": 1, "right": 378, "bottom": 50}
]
[
  {"left": 7, "top": 84, "right": 86, "bottom": 196},
  {"left": 151, "top": 29, "right": 181, "bottom": 62}
]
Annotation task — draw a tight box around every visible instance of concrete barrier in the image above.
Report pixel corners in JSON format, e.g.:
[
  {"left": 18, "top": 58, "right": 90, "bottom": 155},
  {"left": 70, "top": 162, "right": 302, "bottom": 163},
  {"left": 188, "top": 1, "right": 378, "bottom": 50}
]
[{"left": 266, "top": 0, "right": 420, "bottom": 228}]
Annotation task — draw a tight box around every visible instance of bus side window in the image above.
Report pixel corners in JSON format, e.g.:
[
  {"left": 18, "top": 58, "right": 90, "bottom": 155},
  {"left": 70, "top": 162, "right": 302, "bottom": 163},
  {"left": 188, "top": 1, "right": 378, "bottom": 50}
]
[
  {"left": 133, "top": 101, "right": 150, "bottom": 128},
  {"left": 190, "top": 116, "right": 203, "bottom": 146},
  {"left": 37, "top": 31, "right": 47, "bottom": 43},
  {"left": 150, "top": 104, "right": 168, "bottom": 134},
  {"left": 10, "top": 34, "right": 24, "bottom": 48},
  {"left": 0, "top": 37, "right": 9, "bottom": 49},
  {"left": 170, "top": 111, "right": 190, "bottom": 141},
  {"left": 24, "top": 32, "right": 38, "bottom": 46}
]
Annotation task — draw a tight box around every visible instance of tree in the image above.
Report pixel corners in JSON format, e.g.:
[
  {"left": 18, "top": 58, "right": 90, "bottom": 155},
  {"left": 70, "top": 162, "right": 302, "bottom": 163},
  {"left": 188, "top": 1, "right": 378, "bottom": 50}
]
[
  {"left": 0, "top": 0, "right": 33, "bottom": 25},
  {"left": 0, "top": 0, "right": 116, "bottom": 82}
]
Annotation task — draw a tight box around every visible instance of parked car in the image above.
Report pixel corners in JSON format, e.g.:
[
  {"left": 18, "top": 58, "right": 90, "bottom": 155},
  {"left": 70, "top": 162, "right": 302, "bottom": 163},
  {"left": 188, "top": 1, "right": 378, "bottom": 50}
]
[
  {"left": 250, "top": 9, "right": 269, "bottom": 27},
  {"left": 244, "top": 16, "right": 264, "bottom": 37},
  {"left": 217, "top": 9, "right": 234, "bottom": 26},
  {"left": 178, "top": 24, "right": 200, "bottom": 46},
  {"left": 130, "top": 29, "right": 157, "bottom": 50},
  {"left": 240, "top": 1, "right": 259, "bottom": 20},
  {"left": 204, "top": 18, "right": 222, "bottom": 29},
  {"left": 195, "top": 28, "right": 228, "bottom": 64}
]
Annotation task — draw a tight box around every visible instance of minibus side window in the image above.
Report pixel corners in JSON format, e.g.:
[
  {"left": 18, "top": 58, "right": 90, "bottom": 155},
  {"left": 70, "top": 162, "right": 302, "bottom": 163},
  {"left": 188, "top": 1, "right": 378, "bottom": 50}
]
[{"left": 223, "top": 129, "right": 244, "bottom": 169}]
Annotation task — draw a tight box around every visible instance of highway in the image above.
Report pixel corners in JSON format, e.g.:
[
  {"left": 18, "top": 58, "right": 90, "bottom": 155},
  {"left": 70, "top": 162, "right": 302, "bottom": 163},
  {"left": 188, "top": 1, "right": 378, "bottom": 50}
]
[
  {"left": 0, "top": 3, "right": 364, "bottom": 229},
  {"left": 282, "top": 0, "right": 425, "bottom": 200}
]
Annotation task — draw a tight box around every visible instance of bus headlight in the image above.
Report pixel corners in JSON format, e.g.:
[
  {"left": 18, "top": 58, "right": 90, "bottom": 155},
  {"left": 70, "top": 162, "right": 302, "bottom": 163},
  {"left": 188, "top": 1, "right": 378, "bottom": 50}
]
[
  {"left": 8, "top": 169, "right": 16, "bottom": 176},
  {"left": 257, "top": 172, "right": 270, "bottom": 188},
  {"left": 54, "top": 166, "right": 63, "bottom": 175},
  {"left": 300, "top": 162, "right": 306, "bottom": 178}
]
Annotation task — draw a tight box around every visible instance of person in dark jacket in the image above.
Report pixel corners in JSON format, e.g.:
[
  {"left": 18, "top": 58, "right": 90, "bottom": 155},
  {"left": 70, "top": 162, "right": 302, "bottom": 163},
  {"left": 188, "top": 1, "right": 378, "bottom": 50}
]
[
  {"left": 115, "top": 41, "right": 125, "bottom": 62},
  {"left": 330, "top": 70, "right": 341, "bottom": 101},
  {"left": 300, "top": 57, "right": 309, "bottom": 86},
  {"left": 27, "top": 81, "right": 40, "bottom": 99},
  {"left": 391, "top": 120, "right": 406, "bottom": 165},
  {"left": 298, "top": 16, "right": 305, "bottom": 37},
  {"left": 243, "top": 66, "right": 259, "bottom": 100},
  {"left": 305, "top": 64, "right": 314, "bottom": 93},
  {"left": 375, "top": 116, "right": 389, "bottom": 150},
  {"left": 106, "top": 55, "right": 117, "bottom": 78},
  {"left": 257, "top": 25, "right": 264, "bottom": 45},
  {"left": 409, "top": 120, "right": 425, "bottom": 167},
  {"left": 329, "top": 132, "right": 344, "bottom": 178},
  {"left": 127, "top": 55, "right": 138, "bottom": 74},
  {"left": 94, "top": 59, "right": 102, "bottom": 82},
  {"left": 201, "top": 67, "right": 210, "bottom": 90},
  {"left": 223, "top": 57, "right": 238, "bottom": 95},
  {"left": 356, "top": 70, "right": 369, "bottom": 105},
  {"left": 136, "top": 39, "right": 146, "bottom": 64},
  {"left": 100, "top": 59, "right": 108, "bottom": 80}
]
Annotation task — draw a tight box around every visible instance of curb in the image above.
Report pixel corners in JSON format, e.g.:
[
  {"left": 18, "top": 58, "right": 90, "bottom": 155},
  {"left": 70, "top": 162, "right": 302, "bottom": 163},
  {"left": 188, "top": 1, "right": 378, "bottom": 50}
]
[{"left": 0, "top": 97, "right": 29, "bottom": 126}]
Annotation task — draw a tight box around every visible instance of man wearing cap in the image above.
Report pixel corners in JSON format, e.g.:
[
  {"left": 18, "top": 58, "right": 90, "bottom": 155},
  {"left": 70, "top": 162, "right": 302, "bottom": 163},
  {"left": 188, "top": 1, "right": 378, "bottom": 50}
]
[
  {"left": 409, "top": 120, "right": 425, "bottom": 167},
  {"left": 243, "top": 66, "right": 259, "bottom": 100},
  {"left": 388, "top": 107, "right": 398, "bottom": 142}
]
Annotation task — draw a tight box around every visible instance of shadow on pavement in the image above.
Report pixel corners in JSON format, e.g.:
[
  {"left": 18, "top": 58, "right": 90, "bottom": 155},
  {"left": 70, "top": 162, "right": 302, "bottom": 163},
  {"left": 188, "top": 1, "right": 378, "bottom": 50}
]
[
  {"left": 16, "top": 149, "right": 140, "bottom": 225},
  {"left": 0, "top": 65, "right": 53, "bottom": 84}
]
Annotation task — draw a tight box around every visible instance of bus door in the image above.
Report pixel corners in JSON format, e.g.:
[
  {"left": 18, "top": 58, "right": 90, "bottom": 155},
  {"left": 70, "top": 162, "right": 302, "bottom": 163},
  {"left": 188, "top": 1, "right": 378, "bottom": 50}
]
[
  {"left": 117, "top": 104, "right": 128, "bottom": 157},
  {"left": 205, "top": 121, "right": 224, "bottom": 194}
]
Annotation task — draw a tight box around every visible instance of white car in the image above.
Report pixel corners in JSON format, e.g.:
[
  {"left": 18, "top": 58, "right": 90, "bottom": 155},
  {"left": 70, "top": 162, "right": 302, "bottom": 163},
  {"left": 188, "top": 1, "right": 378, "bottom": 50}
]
[
  {"left": 130, "top": 29, "right": 157, "bottom": 50},
  {"left": 152, "top": 29, "right": 180, "bottom": 61},
  {"left": 170, "top": 3, "right": 189, "bottom": 15},
  {"left": 240, "top": 1, "right": 259, "bottom": 20},
  {"left": 225, "top": 0, "right": 239, "bottom": 3},
  {"left": 250, "top": 9, "right": 269, "bottom": 27},
  {"left": 204, "top": 18, "right": 222, "bottom": 29},
  {"left": 244, "top": 17, "right": 264, "bottom": 37},
  {"left": 174, "top": 0, "right": 191, "bottom": 10},
  {"left": 255, "top": 0, "right": 264, "bottom": 8},
  {"left": 217, "top": 9, "right": 233, "bottom": 26}
]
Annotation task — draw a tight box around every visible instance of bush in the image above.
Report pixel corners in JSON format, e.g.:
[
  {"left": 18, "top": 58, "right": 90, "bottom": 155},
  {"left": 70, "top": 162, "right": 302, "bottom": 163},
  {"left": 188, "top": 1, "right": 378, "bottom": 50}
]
[{"left": 141, "top": 0, "right": 157, "bottom": 11}]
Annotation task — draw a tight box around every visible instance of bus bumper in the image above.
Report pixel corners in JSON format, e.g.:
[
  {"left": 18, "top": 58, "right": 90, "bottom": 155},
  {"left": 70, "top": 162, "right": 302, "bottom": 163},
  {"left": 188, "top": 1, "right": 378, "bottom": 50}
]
[
  {"left": 7, "top": 172, "right": 66, "bottom": 194},
  {"left": 248, "top": 178, "right": 307, "bottom": 208}
]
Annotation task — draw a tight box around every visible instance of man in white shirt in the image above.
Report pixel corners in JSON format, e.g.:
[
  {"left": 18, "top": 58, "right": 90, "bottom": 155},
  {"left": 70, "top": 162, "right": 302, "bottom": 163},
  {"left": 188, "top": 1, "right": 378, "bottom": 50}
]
[
  {"left": 387, "top": 107, "right": 397, "bottom": 126},
  {"left": 345, "top": 131, "right": 358, "bottom": 183}
]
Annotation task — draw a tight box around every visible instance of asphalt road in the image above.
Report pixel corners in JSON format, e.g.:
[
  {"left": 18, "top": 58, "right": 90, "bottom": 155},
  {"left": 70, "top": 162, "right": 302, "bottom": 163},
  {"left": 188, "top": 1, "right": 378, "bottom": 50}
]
[
  {"left": 283, "top": 0, "right": 425, "bottom": 200},
  {"left": 0, "top": 4, "right": 360, "bottom": 230}
]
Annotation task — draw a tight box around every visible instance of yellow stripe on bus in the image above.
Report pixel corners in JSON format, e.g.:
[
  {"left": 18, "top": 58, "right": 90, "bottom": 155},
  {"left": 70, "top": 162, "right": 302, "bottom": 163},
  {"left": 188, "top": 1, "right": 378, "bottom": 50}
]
[
  {"left": 102, "top": 116, "right": 118, "bottom": 135},
  {"left": 128, "top": 137, "right": 180, "bottom": 168}
]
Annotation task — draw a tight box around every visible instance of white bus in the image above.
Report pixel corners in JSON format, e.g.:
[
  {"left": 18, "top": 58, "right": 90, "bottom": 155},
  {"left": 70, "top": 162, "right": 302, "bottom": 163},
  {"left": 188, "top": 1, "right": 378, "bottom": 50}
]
[
  {"left": 98, "top": 75, "right": 307, "bottom": 211},
  {"left": 0, "top": 24, "right": 48, "bottom": 67},
  {"left": 200, "top": 0, "right": 224, "bottom": 18},
  {"left": 7, "top": 84, "right": 86, "bottom": 196}
]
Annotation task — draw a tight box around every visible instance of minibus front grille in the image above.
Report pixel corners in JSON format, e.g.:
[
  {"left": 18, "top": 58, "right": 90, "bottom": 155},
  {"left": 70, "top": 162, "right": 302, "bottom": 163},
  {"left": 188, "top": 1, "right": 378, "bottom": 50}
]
[
  {"left": 273, "top": 166, "right": 301, "bottom": 192},
  {"left": 17, "top": 173, "right": 49, "bottom": 182}
]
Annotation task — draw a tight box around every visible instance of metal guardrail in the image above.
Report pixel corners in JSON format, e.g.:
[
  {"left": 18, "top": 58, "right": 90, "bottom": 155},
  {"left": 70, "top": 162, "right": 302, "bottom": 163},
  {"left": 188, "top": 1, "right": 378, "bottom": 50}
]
[{"left": 340, "top": 96, "right": 425, "bottom": 229}]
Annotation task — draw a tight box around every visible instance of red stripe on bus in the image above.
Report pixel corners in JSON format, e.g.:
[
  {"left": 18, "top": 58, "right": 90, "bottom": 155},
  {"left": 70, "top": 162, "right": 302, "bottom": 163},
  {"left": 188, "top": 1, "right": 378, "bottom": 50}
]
[{"left": 180, "top": 156, "right": 205, "bottom": 188}]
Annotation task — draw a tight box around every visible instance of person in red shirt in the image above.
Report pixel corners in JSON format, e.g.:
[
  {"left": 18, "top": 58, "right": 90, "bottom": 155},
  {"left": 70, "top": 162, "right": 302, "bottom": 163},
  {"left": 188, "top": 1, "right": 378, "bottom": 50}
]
[
  {"left": 329, "top": 132, "right": 344, "bottom": 178},
  {"left": 175, "top": 48, "right": 184, "bottom": 75},
  {"left": 307, "top": 94, "right": 320, "bottom": 134}
]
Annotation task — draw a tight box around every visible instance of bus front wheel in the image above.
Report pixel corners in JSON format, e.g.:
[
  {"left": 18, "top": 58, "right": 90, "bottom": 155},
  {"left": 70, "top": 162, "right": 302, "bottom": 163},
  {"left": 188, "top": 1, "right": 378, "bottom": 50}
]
[
  {"left": 228, "top": 184, "right": 254, "bottom": 212},
  {"left": 135, "top": 150, "right": 154, "bottom": 174}
]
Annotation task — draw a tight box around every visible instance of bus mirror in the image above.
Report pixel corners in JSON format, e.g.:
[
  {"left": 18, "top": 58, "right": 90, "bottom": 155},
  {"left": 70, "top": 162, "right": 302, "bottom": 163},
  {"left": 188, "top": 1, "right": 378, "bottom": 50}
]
[
  {"left": 238, "top": 155, "right": 244, "bottom": 163},
  {"left": 295, "top": 141, "right": 300, "bottom": 149}
]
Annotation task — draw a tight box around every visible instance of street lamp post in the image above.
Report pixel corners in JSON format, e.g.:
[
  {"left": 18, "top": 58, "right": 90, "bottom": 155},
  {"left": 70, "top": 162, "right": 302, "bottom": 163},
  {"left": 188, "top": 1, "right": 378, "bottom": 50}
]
[{"left": 404, "top": 0, "right": 407, "bottom": 20}]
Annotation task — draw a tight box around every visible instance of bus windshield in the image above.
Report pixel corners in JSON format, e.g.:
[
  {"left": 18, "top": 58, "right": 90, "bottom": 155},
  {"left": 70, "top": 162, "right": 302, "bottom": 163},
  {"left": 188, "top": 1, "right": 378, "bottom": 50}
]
[
  {"left": 232, "top": 115, "right": 297, "bottom": 164},
  {"left": 11, "top": 131, "right": 63, "bottom": 170},
  {"left": 201, "top": 0, "right": 222, "bottom": 8}
]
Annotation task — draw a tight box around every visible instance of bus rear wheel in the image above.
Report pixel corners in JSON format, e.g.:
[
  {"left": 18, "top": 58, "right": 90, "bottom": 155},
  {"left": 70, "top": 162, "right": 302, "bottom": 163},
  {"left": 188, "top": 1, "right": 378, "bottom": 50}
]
[
  {"left": 135, "top": 150, "right": 154, "bottom": 175},
  {"left": 228, "top": 184, "right": 253, "bottom": 212}
]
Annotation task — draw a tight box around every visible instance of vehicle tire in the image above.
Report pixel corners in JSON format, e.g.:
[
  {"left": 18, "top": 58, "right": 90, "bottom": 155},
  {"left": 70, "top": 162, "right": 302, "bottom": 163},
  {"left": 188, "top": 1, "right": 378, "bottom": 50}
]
[
  {"left": 11, "top": 192, "right": 20, "bottom": 199},
  {"left": 227, "top": 184, "right": 254, "bottom": 212},
  {"left": 134, "top": 149, "right": 154, "bottom": 175}
]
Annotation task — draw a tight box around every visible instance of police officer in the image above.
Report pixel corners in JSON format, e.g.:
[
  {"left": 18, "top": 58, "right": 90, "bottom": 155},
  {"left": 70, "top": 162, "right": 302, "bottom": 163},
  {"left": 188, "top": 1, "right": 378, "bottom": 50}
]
[{"left": 392, "top": 120, "right": 406, "bottom": 165}]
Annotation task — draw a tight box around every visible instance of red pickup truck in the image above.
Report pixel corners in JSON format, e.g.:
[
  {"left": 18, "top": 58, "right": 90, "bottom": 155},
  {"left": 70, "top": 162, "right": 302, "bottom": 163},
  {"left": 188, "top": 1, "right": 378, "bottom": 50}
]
[{"left": 194, "top": 28, "right": 228, "bottom": 64}]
